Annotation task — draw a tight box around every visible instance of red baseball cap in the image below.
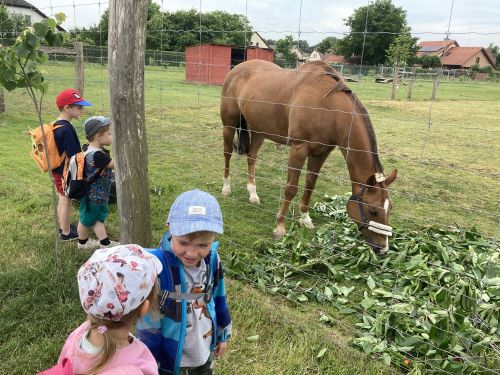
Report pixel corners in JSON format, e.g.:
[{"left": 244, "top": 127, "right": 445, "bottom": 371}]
[{"left": 56, "top": 88, "right": 93, "bottom": 108}]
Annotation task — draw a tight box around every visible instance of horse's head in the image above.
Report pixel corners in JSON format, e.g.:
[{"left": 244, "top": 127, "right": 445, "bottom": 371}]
[{"left": 346, "top": 170, "right": 397, "bottom": 254}]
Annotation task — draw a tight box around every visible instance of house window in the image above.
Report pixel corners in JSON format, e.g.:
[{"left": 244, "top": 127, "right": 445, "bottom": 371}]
[
  {"left": 475, "top": 57, "right": 480, "bottom": 64},
  {"left": 256, "top": 42, "right": 259, "bottom": 47}
]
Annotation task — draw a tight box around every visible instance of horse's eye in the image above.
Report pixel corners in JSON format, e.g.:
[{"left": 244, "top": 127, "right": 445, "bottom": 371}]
[{"left": 369, "top": 209, "right": 378, "bottom": 217}]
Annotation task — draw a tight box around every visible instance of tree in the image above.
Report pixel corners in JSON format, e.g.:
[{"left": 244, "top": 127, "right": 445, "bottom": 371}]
[
  {"left": 297, "top": 39, "right": 310, "bottom": 53},
  {"left": 338, "top": 0, "right": 410, "bottom": 65},
  {"left": 0, "top": 14, "right": 68, "bottom": 271},
  {"left": 488, "top": 43, "right": 500, "bottom": 67},
  {"left": 418, "top": 55, "right": 441, "bottom": 69},
  {"left": 275, "top": 34, "right": 296, "bottom": 67},
  {"left": 315, "top": 36, "right": 340, "bottom": 54},
  {"left": 386, "top": 32, "right": 418, "bottom": 66},
  {"left": 72, "top": 5, "right": 252, "bottom": 51}
]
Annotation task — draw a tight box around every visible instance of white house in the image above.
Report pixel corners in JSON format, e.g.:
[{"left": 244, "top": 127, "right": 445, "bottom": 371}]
[
  {"left": 250, "top": 32, "right": 271, "bottom": 49},
  {"left": 1, "top": 0, "right": 65, "bottom": 31}
]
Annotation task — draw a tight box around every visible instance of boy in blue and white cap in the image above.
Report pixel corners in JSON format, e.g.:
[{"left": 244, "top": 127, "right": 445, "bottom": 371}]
[{"left": 137, "top": 189, "right": 232, "bottom": 375}]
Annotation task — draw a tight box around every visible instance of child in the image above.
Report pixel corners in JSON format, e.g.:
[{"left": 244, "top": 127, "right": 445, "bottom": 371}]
[
  {"left": 137, "top": 189, "right": 232, "bottom": 375},
  {"left": 50, "top": 244, "right": 163, "bottom": 374},
  {"left": 77, "top": 116, "right": 119, "bottom": 250},
  {"left": 54, "top": 88, "right": 93, "bottom": 241}
]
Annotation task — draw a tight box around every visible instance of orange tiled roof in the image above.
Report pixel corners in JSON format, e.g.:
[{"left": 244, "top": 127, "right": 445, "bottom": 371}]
[
  {"left": 322, "top": 54, "right": 344, "bottom": 64},
  {"left": 442, "top": 47, "right": 495, "bottom": 67}
]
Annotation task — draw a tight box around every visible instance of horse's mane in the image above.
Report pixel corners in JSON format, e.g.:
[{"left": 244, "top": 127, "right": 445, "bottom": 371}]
[{"left": 301, "top": 61, "right": 383, "bottom": 172}]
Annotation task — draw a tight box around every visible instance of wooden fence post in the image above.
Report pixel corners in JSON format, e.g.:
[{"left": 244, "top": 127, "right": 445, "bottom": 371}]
[
  {"left": 407, "top": 67, "right": 416, "bottom": 99},
  {"left": 74, "top": 42, "right": 84, "bottom": 95},
  {"left": 0, "top": 89, "right": 4, "bottom": 113},
  {"left": 391, "top": 65, "right": 398, "bottom": 100},
  {"left": 431, "top": 68, "right": 442, "bottom": 100},
  {"left": 108, "top": 0, "right": 152, "bottom": 246}
]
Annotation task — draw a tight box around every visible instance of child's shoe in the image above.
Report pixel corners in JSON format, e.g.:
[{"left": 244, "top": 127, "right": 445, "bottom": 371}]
[
  {"left": 60, "top": 228, "right": 79, "bottom": 241},
  {"left": 100, "top": 240, "right": 120, "bottom": 249},
  {"left": 78, "top": 238, "right": 101, "bottom": 250}
]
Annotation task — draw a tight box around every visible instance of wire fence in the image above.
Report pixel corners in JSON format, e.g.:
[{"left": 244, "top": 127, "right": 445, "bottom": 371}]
[{"left": 0, "top": 0, "right": 499, "bottom": 374}]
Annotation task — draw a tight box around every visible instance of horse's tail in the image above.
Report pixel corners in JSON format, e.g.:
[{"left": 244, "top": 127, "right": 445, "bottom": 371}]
[{"left": 234, "top": 114, "right": 250, "bottom": 155}]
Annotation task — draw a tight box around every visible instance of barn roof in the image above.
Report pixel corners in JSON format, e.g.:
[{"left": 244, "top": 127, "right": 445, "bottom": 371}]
[{"left": 442, "top": 47, "right": 496, "bottom": 68}]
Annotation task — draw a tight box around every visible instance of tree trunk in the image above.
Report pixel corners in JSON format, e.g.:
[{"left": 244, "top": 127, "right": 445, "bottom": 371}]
[
  {"left": 108, "top": 0, "right": 151, "bottom": 246},
  {"left": 0, "top": 89, "right": 5, "bottom": 113}
]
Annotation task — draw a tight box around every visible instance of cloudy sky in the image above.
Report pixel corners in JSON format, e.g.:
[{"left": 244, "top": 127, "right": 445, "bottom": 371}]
[{"left": 27, "top": 0, "right": 500, "bottom": 47}]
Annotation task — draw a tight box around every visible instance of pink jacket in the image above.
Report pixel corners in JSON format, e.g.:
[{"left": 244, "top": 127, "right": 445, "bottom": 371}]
[{"left": 56, "top": 321, "right": 158, "bottom": 374}]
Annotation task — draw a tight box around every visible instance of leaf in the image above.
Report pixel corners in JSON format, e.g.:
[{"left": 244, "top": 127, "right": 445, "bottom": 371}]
[
  {"left": 297, "top": 294, "right": 308, "bottom": 302},
  {"left": 367, "top": 275, "right": 376, "bottom": 290},
  {"left": 382, "top": 352, "right": 391, "bottom": 366},
  {"left": 15, "top": 44, "right": 31, "bottom": 58},
  {"left": 246, "top": 335, "right": 259, "bottom": 342},
  {"left": 316, "top": 348, "right": 327, "bottom": 358},
  {"left": 324, "top": 286, "right": 333, "bottom": 300},
  {"left": 34, "top": 22, "right": 49, "bottom": 38}
]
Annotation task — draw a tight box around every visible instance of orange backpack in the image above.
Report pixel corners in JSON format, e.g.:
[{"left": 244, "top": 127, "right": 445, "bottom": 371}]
[{"left": 29, "top": 123, "right": 66, "bottom": 172}]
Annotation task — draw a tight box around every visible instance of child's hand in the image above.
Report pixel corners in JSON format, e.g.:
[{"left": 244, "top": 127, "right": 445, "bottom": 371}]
[{"left": 215, "top": 342, "right": 228, "bottom": 359}]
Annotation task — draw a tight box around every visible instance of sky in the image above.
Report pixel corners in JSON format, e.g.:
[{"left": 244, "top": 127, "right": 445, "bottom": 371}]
[{"left": 24, "top": 0, "right": 500, "bottom": 48}]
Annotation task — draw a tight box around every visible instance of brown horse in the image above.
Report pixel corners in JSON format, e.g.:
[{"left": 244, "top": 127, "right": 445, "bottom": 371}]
[{"left": 220, "top": 60, "right": 397, "bottom": 253}]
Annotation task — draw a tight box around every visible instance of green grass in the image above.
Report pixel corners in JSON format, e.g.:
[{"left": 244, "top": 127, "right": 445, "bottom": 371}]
[{"left": 0, "top": 61, "right": 499, "bottom": 374}]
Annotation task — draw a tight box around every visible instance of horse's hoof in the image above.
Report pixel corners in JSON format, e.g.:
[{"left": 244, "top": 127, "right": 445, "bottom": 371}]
[
  {"left": 249, "top": 194, "right": 260, "bottom": 204},
  {"left": 222, "top": 187, "right": 231, "bottom": 196},
  {"left": 272, "top": 228, "right": 285, "bottom": 239},
  {"left": 299, "top": 215, "right": 314, "bottom": 229}
]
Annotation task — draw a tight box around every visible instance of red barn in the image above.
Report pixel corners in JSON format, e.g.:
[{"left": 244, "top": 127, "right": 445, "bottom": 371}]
[{"left": 185, "top": 44, "right": 274, "bottom": 85}]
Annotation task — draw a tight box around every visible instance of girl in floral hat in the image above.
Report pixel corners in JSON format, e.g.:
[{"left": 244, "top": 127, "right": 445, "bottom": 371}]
[{"left": 41, "top": 244, "right": 162, "bottom": 374}]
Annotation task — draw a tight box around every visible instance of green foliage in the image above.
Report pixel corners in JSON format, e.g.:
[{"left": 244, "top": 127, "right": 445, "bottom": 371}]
[
  {"left": 338, "top": 0, "right": 410, "bottom": 65},
  {"left": 488, "top": 43, "right": 500, "bottom": 67},
  {"left": 0, "top": 3, "right": 30, "bottom": 46},
  {"left": 71, "top": 3, "right": 252, "bottom": 51},
  {"left": 316, "top": 36, "right": 341, "bottom": 54},
  {"left": 470, "top": 64, "right": 494, "bottom": 75},
  {"left": 385, "top": 32, "right": 418, "bottom": 66},
  {"left": 414, "top": 55, "right": 442, "bottom": 69},
  {"left": 231, "top": 194, "right": 500, "bottom": 374},
  {"left": 275, "top": 34, "right": 296, "bottom": 68},
  {"left": 0, "top": 14, "right": 68, "bottom": 96}
]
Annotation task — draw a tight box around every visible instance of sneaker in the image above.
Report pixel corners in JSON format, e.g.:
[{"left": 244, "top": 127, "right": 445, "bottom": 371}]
[
  {"left": 59, "top": 223, "right": 77, "bottom": 234},
  {"left": 60, "top": 228, "right": 79, "bottom": 241},
  {"left": 78, "top": 238, "right": 101, "bottom": 250},
  {"left": 100, "top": 240, "right": 120, "bottom": 249}
]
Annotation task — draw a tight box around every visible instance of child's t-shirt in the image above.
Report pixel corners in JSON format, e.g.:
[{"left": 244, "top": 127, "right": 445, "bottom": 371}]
[
  {"left": 58, "top": 321, "right": 158, "bottom": 375},
  {"left": 180, "top": 261, "right": 213, "bottom": 367},
  {"left": 84, "top": 146, "right": 112, "bottom": 206}
]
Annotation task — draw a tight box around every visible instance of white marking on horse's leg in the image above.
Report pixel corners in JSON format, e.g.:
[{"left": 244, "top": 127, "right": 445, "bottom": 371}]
[
  {"left": 273, "top": 224, "right": 286, "bottom": 239},
  {"left": 299, "top": 212, "right": 314, "bottom": 229},
  {"left": 222, "top": 177, "right": 231, "bottom": 196},
  {"left": 247, "top": 183, "right": 260, "bottom": 204}
]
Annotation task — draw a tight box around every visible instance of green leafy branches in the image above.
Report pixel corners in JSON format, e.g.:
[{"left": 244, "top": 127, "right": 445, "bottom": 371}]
[
  {"left": 237, "top": 194, "right": 499, "bottom": 374},
  {"left": 0, "top": 13, "right": 67, "bottom": 102}
]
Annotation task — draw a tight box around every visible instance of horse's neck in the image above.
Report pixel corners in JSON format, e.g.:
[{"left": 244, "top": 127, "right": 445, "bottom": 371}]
[{"left": 338, "top": 119, "right": 378, "bottom": 190}]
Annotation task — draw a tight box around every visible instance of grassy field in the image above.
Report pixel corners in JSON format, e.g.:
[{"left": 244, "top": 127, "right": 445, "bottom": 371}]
[{"left": 0, "top": 61, "right": 499, "bottom": 374}]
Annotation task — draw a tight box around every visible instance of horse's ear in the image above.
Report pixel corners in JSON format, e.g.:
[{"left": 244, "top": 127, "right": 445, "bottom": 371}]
[{"left": 385, "top": 169, "right": 398, "bottom": 186}]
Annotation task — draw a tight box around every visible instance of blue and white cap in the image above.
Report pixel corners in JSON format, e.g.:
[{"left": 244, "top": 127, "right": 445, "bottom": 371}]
[{"left": 167, "top": 189, "right": 223, "bottom": 236}]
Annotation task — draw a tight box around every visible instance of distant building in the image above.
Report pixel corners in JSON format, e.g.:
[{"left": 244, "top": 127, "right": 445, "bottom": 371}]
[
  {"left": 0, "top": 0, "right": 66, "bottom": 31},
  {"left": 417, "top": 40, "right": 495, "bottom": 69},
  {"left": 309, "top": 50, "right": 344, "bottom": 64},
  {"left": 250, "top": 32, "right": 271, "bottom": 49},
  {"left": 291, "top": 46, "right": 309, "bottom": 62}
]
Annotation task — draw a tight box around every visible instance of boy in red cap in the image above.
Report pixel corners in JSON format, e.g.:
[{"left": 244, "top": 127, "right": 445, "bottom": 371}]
[{"left": 53, "top": 88, "right": 93, "bottom": 241}]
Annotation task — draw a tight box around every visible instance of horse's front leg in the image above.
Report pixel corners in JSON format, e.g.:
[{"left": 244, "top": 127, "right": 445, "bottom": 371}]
[
  {"left": 274, "top": 143, "right": 309, "bottom": 238},
  {"left": 298, "top": 152, "right": 331, "bottom": 229},
  {"left": 246, "top": 134, "right": 264, "bottom": 204}
]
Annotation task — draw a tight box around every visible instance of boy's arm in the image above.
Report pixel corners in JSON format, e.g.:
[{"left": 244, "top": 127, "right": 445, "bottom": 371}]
[
  {"left": 54, "top": 126, "right": 81, "bottom": 158},
  {"left": 136, "top": 314, "right": 163, "bottom": 362},
  {"left": 212, "top": 257, "right": 232, "bottom": 343}
]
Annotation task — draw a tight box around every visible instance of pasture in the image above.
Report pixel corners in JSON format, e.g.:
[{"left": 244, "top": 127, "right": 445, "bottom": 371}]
[{"left": 0, "top": 61, "right": 498, "bottom": 374}]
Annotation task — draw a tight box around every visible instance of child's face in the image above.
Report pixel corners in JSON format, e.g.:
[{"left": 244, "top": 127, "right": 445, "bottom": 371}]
[
  {"left": 95, "top": 128, "right": 112, "bottom": 146},
  {"left": 171, "top": 232, "right": 215, "bottom": 267},
  {"left": 64, "top": 104, "right": 84, "bottom": 119}
]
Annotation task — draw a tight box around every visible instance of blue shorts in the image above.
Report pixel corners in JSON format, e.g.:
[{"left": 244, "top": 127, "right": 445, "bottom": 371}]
[{"left": 79, "top": 197, "right": 108, "bottom": 227}]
